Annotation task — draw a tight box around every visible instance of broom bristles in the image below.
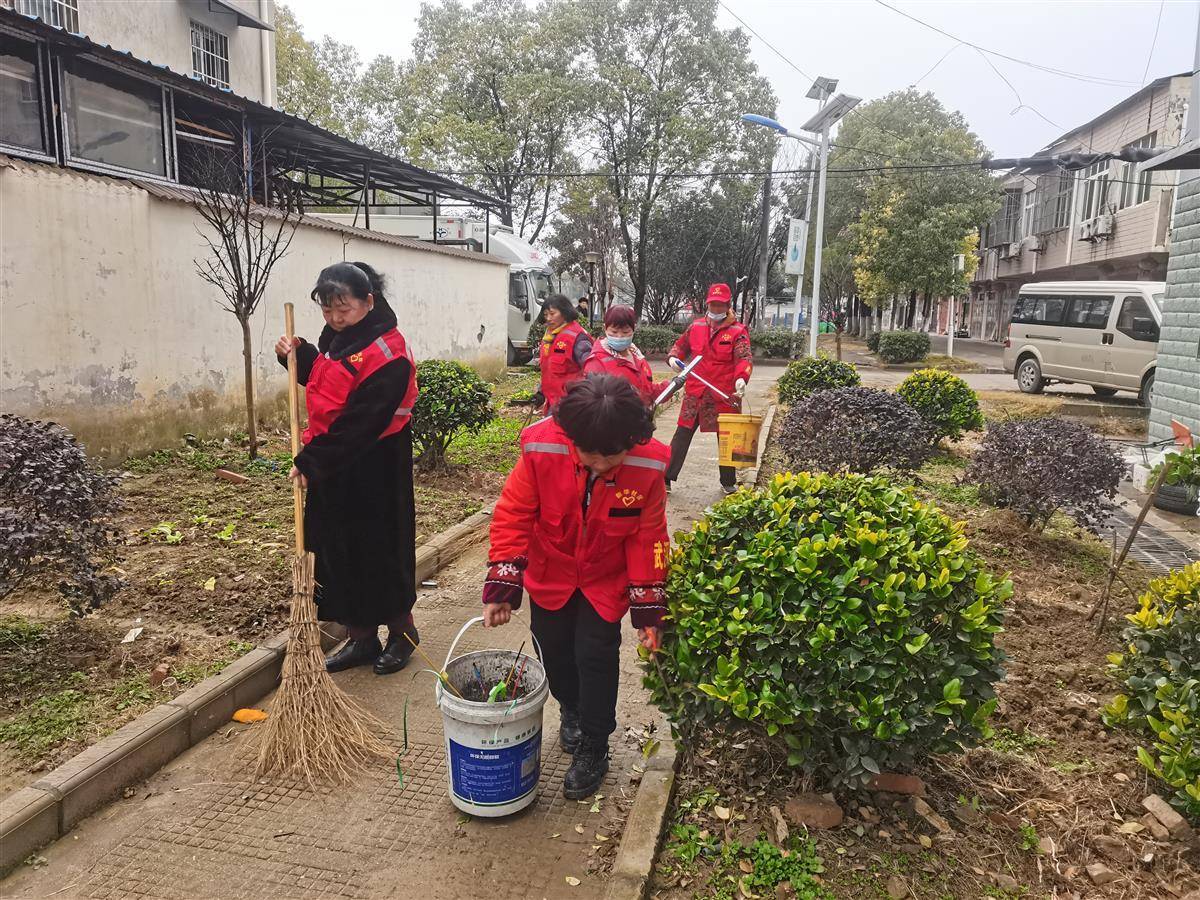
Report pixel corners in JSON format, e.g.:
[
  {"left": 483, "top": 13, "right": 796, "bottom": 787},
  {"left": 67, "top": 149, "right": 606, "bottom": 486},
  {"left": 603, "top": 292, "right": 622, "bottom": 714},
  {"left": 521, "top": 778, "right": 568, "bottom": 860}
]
[{"left": 254, "top": 552, "right": 391, "bottom": 785}]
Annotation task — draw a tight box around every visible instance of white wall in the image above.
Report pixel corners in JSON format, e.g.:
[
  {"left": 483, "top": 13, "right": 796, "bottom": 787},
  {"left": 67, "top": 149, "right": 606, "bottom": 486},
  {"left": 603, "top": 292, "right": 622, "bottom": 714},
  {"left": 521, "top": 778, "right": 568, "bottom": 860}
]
[
  {"left": 75, "top": 0, "right": 274, "bottom": 104},
  {"left": 0, "top": 158, "right": 509, "bottom": 425}
]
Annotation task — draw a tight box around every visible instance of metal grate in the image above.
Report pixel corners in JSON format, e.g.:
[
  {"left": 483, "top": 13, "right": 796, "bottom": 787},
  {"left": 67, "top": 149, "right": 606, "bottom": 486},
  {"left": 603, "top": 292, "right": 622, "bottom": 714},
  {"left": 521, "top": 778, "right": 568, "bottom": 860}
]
[
  {"left": 1092, "top": 507, "right": 1199, "bottom": 574},
  {"left": 15, "top": 0, "right": 78, "bottom": 31},
  {"left": 190, "top": 21, "right": 230, "bottom": 90}
]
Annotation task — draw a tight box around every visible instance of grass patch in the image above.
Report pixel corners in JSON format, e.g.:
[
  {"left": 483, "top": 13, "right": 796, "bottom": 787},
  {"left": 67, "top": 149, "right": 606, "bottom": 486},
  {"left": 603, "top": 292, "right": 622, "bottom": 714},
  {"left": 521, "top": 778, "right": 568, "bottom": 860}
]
[
  {"left": 127, "top": 444, "right": 226, "bottom": 473},
  {"left": 923, "top": 354, "right": 984, "bottom": 374},
  {"left": 977, "top": 391, "right": 1062, "bottom": 424},
  {"left": 0, "top": 674, "right": 92, "bottom": 761},
  {"left": 447, "top": 416, "right": 523, "bottom": 472},
  {"left": 990, "top": 727, "right": 1055, "bottom": 755},
  {"left": 172, "top": 640, "right": 256, "bottom": 687}
]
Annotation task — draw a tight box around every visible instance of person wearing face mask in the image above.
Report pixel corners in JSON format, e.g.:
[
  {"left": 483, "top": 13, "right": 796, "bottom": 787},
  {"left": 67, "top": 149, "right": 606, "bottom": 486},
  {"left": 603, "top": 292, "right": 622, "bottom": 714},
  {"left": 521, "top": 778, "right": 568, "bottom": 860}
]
[
  {"left": 273, "top": 262, "right": 420, "bottom": 676},
  {"left": 482, "top": 375, "right": 668, "bottom": 800},
  {"left": 582, "top": 305, "right": 669, "bottom": 406},
  {"left": 534, "top": 293, "right": 593, "bottom": 413},
  {"left": 664, "top": 283, "right": 753, "bottom": 494}
]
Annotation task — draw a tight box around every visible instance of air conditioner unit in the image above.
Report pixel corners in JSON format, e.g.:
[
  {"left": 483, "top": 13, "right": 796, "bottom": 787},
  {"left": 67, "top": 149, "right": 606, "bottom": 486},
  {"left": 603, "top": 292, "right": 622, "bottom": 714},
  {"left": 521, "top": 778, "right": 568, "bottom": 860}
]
[
  {"left": 1024, "top": 235, "right": 1044, "bottom": 252},
  {"left": 1078, "top": 219, "right": 1096, "bottom": 242},
  {"left": 1094, "top": 213, "right": 1115, "bottom": 237},
  {"left": 999, "top": 242, "right": 1021, "bottom": 260}
]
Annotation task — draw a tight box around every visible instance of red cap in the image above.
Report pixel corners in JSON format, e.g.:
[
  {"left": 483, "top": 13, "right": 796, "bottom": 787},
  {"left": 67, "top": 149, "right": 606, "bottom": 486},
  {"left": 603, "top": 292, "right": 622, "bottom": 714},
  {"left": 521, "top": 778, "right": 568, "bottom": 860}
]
[{"left": 706, "top": 283, "right": 732, "bottom": 304}]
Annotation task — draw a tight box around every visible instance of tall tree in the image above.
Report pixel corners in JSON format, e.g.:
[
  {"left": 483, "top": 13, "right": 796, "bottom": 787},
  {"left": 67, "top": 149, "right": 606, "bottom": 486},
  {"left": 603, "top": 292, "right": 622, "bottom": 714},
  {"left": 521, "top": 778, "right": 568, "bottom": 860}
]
[
  {"left": 566, "top": 0, "right": 776, "bottom": 317},
  {"left": 274, "top": 5, "right": 368, "bottom": 141}
]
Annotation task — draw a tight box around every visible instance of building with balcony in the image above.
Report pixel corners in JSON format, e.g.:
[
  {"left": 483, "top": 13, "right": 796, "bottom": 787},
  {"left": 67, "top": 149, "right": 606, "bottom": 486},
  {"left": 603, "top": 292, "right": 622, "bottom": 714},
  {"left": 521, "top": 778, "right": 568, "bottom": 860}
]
[{"left": 969, "top": 73, "right": 1191, "bottom": 341}]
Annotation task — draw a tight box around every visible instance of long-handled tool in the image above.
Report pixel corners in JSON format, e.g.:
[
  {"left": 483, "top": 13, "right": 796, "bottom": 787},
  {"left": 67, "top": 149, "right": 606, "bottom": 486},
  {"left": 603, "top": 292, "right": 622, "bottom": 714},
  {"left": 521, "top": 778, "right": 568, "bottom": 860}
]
[
  {"left": 254, "top": 302, "right": 390, "bottom": 785},
  {"left": 653, "top": 355, "right": 737, "bottom": 408}
]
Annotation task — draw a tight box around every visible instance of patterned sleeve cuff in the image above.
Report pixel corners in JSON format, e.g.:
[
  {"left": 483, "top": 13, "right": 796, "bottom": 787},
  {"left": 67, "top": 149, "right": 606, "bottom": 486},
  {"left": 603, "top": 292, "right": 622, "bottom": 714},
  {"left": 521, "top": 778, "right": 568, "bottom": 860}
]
[
  {"left": 628, "top": 584, "right": 667, "bottom": 629},
  {"left": 483, "top": 557, "right": 526, "bottom": 609}
]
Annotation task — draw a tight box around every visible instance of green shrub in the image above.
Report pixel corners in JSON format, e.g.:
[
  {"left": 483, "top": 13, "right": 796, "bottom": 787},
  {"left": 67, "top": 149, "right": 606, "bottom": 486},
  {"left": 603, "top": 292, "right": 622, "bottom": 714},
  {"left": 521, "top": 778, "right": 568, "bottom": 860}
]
[
  {"left": 777, "top": 355, "right": 861, "bottom": 405},
  {"left": 1154, "top": 446, "right": 1200, "bottom": 489},
  {"left": 411, "top": 360, "right": 495, "bottom": 471},
  {"left": 1104, "top": 563, "right": 1200, "bottom": 821},
  {"left": 897, "top": 368, "right": 985, "bottom": 443},
  {"left": 778, "top": 387, "right": 935, "bottom": 474},
  {"left": 635, "top": 324, "right": 681, "bottom": 354},
  {"left": 876, "top": 330, "right": 931, "bottom": 364},
  {"left": 647, "top": 471, "right": 1010, "bottom": 785},
  {"left": 866, "top": 330, "right": 882, "bottom": 353},
  {"left": 751, "top": 327, "right": 807, "bottom": 359}
]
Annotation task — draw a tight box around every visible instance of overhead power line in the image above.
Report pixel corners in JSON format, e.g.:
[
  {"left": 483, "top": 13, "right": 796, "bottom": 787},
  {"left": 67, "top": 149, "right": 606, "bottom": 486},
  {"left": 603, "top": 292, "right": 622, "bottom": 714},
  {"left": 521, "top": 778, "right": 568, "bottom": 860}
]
[
  {"left": 717, "top": 0, "right": 814, "bottom": 82},
  {"left": 873, "top": 0, "right": 1141, "bottom": 88}
]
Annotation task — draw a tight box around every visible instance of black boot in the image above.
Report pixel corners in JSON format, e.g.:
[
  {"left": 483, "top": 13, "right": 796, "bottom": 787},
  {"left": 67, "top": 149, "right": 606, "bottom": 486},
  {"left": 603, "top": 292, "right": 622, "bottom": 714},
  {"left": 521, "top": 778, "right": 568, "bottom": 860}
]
[
  {"left": 563, "top": 734, "right": 609, "bottom": 800},
  {"left": 374, "top": 622, "right": 419, "bottom": 675},
  {"left": 559, "top": 706, "right": 583, "bottom": 754},
  {"left": 324, "top": 636, "right": 382, "bottom": 673}
]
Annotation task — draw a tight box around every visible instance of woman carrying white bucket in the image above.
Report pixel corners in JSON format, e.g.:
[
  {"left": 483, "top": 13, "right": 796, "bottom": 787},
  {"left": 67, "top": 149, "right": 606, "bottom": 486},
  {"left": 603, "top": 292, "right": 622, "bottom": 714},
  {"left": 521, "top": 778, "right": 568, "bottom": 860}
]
[{"left": 482, "top": 375, "right": 669, "bottom": 800}]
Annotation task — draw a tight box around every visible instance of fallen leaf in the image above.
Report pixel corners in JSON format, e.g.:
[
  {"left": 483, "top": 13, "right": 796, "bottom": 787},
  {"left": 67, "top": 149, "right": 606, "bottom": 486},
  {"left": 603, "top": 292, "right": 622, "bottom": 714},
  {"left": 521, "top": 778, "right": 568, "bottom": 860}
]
[
  {"left": 203, "top": 576, "right": 216, "bottom": 591},
  {"left": 565, "top": 876, "right": 581, "bottom": 887},
  {"left": 714, "top": 805, "right": 732, "bottom": 821},
  {"left": 595, "top": 833, "right": 609, "bottom": 842},
  {"left": 739, "top": 858, "right": 754, "bottom": 874},
  {"left": 232, "top": 708, "right": 268, "bottom": 724},
  {"left": 575, "top": 824, "right": 585, "bottom": 834},
  {"left": 589, "top": 800, "right": 601, "bottom": 813},
  {"left": 918, "top": 835, "right": 932, "bottom": 849},
  {"left": 1117, "top": 821, "right": 1145, "bottom": 834}
]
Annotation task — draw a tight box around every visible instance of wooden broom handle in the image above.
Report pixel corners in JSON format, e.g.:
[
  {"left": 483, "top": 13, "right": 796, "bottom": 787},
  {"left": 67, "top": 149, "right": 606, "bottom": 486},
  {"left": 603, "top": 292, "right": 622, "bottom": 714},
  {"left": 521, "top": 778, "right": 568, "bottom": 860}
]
[{"left": 284, "top": 303, "right": 305, "bottom": 556}]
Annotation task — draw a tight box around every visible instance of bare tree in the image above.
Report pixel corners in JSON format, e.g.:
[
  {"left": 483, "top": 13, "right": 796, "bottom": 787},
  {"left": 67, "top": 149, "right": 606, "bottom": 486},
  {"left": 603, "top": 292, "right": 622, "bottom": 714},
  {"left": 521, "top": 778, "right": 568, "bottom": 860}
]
[{"left": 188, "top": 129, "right": 302, "bottom": 458}]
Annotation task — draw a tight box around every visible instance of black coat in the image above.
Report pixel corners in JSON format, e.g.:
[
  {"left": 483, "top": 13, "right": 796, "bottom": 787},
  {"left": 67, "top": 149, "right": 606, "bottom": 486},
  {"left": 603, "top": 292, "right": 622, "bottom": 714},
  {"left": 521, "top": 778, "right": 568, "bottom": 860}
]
[{"left": 280, "top": 300, "right": 417, "bottom": 628}]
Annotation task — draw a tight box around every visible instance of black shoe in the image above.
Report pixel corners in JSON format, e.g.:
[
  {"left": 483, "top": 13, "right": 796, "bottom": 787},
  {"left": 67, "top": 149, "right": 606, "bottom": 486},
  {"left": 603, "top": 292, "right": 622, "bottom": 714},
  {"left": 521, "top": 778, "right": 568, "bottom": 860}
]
[
  {"left": 374, "top": 624, "right": 419, "bottom": 675},
  {"left": 324, "top": 636, "right": 382, "bottom": 673},
  {"left": 563, "top": 734, "right": 609, "bottom": 800},
  {"left": 560, "top": 707, "right": 583, "bottom": 754}
]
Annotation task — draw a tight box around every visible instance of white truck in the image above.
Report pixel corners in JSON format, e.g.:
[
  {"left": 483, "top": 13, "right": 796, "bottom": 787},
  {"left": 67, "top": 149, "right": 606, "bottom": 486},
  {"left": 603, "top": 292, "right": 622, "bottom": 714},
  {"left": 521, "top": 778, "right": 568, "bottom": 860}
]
[{"left": 314, "top": 213, "right": 554, "bottom": 364}]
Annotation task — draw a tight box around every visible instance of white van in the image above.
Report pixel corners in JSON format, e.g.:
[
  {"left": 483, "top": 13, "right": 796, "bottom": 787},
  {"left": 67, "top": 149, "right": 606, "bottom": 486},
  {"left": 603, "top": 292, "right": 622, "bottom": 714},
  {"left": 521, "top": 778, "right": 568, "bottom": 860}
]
[{"left": 1002, "top": 281, "right": 1164, "bottom": 404}]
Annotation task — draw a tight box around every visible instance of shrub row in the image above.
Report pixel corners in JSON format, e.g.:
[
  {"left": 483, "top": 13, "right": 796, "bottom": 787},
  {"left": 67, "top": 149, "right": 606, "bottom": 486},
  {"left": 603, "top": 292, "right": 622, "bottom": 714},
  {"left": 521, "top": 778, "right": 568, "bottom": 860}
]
[
  {"left": 876, "top": 330, "right": 931, "bottom": 364},
  {"left": 777, "top": 355, "right": 860, "bottom": 405}
]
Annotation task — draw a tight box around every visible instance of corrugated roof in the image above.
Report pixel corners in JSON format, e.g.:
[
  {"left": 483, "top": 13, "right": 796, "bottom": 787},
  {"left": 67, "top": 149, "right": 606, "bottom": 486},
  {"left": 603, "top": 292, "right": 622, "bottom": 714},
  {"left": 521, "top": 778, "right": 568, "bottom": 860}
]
[{"left": 0, "top": 7, "right": 506, "bottom": 212}]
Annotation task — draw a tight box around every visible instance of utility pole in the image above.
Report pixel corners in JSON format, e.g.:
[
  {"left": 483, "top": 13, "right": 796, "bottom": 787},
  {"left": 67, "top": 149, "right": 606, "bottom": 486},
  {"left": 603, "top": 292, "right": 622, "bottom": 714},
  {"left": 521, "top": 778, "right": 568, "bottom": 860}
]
[{"left": 755, "top": 161, "right": 772, "bottom": 331}]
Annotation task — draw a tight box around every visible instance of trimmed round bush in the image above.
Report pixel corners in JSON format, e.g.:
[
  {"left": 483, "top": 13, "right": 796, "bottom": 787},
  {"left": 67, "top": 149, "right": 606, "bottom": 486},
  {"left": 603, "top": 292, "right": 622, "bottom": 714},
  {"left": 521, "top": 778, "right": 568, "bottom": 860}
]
[
  {"left": 647, "top": 471, "right": 1011, "bottom": 785},
  {"left": 876, "top": 330, "right": 931, "bottom": 364},
  {"left": 777, "top": 355, "right": 861, "bottom": 405},
  {"left": 751, "top": 327, "right": 807, "bottom": 359},
  {"left": 964, "top": 416, "right": 1126, "bottom": 530},
  {"left": 897, "top": 368, "right": 985, "bottom": 443},
  {"left": 411, "top": 360, "right": 495, "bottom": 471},
  {"left": 1103, "top": 563, "right": 1200, "bottom": 820},
  {"left": 866, "top": 330, "right": 882, "bottom": 353},
  {"left": 778, "top": 387, "right": 935, "bottom": 474}
]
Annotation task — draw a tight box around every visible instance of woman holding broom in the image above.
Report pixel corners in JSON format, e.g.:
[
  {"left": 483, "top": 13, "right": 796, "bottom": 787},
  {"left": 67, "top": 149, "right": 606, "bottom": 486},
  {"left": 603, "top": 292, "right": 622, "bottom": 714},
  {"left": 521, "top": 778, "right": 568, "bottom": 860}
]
[
  {"left": 481, "top": 375, "right": 668, "bottom": 800},
  {"left": 274, "top": 261, "right": 420, "bottom": 676}
]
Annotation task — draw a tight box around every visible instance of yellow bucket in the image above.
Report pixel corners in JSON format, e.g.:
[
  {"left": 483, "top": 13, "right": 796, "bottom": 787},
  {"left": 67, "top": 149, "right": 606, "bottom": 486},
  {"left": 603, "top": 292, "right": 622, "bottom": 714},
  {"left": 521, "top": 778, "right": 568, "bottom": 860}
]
[{"left": 717, "top": 413, "right": 763, "bottom": 469}]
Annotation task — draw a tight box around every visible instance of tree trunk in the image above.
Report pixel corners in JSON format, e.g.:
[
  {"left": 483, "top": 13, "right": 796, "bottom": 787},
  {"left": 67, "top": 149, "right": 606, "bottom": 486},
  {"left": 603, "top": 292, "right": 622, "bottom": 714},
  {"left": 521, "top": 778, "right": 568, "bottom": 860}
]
[{"left": 240, "top": 315, "right": 259, "bottom": 459}]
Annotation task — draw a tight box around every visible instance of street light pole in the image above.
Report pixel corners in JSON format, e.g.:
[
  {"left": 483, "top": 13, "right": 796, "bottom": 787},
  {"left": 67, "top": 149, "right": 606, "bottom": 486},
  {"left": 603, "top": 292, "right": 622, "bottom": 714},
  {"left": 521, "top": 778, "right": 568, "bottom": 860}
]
[{"left": 808, "top": 123, "right": 832, "bottom": 359}]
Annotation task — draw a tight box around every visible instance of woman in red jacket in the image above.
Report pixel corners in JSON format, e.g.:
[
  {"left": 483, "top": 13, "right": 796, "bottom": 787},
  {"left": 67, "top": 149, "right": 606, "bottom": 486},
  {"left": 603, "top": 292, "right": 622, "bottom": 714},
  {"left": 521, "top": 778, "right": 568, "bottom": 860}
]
[
  {"left": 274, "top": 262, "right": 420, "bottom": 676},
  {"left": 534, "top": 293, "right": 592, "bottom": 413},
  {"left": 583, "top": 305, "right": 669, "bottom": 406},
  {"left": 665, "top": 283, "right": 753, "bottom": 494},
  {"left": 482, "top": 375, "right": 668, "bottom": 800}
]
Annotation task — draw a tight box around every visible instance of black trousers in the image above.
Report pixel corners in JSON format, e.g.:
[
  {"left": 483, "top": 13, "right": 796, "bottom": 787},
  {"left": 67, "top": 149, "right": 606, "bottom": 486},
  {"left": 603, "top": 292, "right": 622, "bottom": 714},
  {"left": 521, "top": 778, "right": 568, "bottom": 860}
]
[
  {"left": 666, "top": 421, "right": 736, "bottom": 487},
  {"left": 530, "top": 590, "right": 622, "bottom": 743}
]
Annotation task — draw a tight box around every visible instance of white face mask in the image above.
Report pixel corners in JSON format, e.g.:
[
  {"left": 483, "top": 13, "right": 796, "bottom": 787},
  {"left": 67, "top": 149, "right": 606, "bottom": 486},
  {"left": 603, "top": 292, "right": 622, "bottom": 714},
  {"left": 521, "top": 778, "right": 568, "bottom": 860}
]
[{"left": 707, "top": 309, "right": 727, "bottom": 322}]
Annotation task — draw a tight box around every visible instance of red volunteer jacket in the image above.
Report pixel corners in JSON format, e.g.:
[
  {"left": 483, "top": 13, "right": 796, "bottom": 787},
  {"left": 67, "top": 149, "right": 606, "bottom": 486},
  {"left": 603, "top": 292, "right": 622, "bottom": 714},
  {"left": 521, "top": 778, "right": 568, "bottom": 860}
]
[
  {"left": 539, "top": 321, "right": 589, "bottom": 410},
  {"left": 483, "top": 417, "right": 670, "bottom": 628},
  {"left": 582, "top": 341, "right": 667, "bottom": 406},
  {"left": 303, "top": 329, "right": 417, "bottom": 444},
  {"left": 669, "top": 316, "right": 753, "bottom": 427}
]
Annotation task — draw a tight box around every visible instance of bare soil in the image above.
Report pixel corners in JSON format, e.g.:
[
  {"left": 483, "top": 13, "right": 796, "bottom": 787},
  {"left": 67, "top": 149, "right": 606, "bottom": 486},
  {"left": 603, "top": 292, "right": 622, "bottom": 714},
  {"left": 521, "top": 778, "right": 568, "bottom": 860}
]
[{"left": 651, "top": 432, "right": 1198, "bottom": 899}]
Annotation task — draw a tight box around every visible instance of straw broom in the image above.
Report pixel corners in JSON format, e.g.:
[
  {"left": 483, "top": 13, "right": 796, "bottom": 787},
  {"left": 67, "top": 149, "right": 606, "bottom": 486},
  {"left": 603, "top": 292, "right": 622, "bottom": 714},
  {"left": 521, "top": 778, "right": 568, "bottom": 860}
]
[{"left": 254, "top": 302, "right": 390, "bottom": 785}]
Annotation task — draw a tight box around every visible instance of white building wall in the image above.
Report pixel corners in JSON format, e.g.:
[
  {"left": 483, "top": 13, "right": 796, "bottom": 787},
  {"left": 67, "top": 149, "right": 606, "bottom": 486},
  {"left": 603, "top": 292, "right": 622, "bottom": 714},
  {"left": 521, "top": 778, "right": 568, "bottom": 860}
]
[
  {"left": 0, "top": 158, "right": 508, "bottom": 454},
  {"left": 71, "top": 0, "right": 274, "bottom": 104}
]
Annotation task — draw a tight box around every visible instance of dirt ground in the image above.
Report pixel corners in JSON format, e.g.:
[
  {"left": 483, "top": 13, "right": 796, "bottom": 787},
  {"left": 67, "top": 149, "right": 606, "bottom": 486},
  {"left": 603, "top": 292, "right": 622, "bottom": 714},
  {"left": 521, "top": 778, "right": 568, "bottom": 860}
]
[
  {"left": 0, "top": 370, "right": 537, "bottom": 795},
  {"left": 650, "top": 430, "right": 1199, "bottom": 899}
]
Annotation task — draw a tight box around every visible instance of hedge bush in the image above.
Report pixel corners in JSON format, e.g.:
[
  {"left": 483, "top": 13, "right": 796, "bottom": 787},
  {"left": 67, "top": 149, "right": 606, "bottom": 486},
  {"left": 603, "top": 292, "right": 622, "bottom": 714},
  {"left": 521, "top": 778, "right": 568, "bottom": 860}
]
[
  {"left": 876, "top": 330, "right": 931, "bottom": 364},
  {"left": 0, "top": 415, "right": 121, "bottom": 615},
  {"left": 897, "top": 369, "right": 985, "bottom": 443},
  {"left": 647, "top": 471, "right": 1010, "bottom": 785},
  {"left": 635, "top": 324, "right": 681, "bottom": 354},
  {"left": 866, "top": 330, "right": 882, "bottom": 353},
  {"left": 1103, "top": 563, "right": 1200, "bottom": 821},
  {"left": 777, "top": 356, "right": 861, "bottom": 405},
  {"left": 778, "top": 387, "right": 935, "bottom": 474},
  {"left": 751, "top": 327, "right": 809, "bottom": 359},
  {"left": 964, "top": 417, "right": 1126, "bottom": 530},
  {"left": 411, "top": 360, "right": 495, "bottom": 471}
]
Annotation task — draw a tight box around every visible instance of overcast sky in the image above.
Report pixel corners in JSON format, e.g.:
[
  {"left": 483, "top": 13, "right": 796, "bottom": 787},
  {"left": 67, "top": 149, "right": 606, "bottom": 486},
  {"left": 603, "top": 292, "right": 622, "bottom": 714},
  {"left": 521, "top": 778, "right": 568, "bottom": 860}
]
[{"left": 285, "top": 0, "right": 1197, "bottom": 159}]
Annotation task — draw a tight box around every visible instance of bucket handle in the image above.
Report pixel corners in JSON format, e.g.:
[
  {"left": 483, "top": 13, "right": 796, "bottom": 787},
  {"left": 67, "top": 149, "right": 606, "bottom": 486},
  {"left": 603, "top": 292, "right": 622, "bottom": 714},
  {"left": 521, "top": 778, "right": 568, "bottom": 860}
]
[{"left": 437, "top": 613, "right": 543, "bottom": 705}]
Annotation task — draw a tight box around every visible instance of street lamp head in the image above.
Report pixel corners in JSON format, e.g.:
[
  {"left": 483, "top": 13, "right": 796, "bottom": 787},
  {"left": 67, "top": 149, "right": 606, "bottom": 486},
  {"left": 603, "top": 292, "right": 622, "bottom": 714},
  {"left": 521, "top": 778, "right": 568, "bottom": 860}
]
[
  {"left": 800, "top": 93, "right": 861, "bottom": 134},
  {"left": 741, "top": 113, "right": 788, "bottom": 135},
  {"left": 583, "top": 250, "right": 602, "bottom": 265}
]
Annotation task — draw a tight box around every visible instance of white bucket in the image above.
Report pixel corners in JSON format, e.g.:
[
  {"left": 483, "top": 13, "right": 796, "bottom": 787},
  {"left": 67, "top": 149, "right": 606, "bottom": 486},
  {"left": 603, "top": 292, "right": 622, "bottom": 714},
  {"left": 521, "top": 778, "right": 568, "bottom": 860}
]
[{"left": 436, "top": 616, "right": 549, "bottom": 818}]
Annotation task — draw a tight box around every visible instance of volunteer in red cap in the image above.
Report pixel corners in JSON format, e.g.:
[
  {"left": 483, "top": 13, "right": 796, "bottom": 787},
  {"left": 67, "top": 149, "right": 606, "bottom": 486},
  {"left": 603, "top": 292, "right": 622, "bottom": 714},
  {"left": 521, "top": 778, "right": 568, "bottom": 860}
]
[{"left": 664, "top": 283, "right": 752, "bottom": 494}]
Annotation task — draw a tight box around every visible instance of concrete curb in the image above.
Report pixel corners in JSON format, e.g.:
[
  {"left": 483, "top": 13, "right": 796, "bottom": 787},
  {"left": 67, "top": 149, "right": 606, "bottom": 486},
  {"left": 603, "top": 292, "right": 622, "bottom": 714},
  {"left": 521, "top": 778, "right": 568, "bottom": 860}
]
[
  {"left": 0, "top": 507, "right": 494, "bottom": 875},
  {"left": 1060, "top": 400, "right": 1148, "bottom": 420},
  {"left": 603, "top": 741, "right": 679, "bottom": 900}
]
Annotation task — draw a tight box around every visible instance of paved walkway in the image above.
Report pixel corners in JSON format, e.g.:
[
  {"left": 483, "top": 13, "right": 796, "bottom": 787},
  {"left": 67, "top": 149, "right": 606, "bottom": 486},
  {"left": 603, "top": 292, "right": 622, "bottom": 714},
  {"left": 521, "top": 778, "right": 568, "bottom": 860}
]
[{"left": 2, "top": 373, "right": 777, "bottom": 900}]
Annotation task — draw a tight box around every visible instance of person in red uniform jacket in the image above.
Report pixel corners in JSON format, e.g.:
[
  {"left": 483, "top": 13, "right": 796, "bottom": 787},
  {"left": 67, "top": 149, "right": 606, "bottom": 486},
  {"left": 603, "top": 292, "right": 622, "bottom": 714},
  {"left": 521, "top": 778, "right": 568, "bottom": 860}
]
[
  {"left": 665, "top": 283, "right": 753, "bottom": 494},
  {"left": 482, "top": 375, "right": 669, "bottom": 800},
  {"left": 274, "top": 262, "right": 420, "bottom": 676},
  {"left": 534, "top": 293, "right": 593, "bottom": 413},
  {"left": 582, "top": 305, "right": 669, "bottom": 406}
]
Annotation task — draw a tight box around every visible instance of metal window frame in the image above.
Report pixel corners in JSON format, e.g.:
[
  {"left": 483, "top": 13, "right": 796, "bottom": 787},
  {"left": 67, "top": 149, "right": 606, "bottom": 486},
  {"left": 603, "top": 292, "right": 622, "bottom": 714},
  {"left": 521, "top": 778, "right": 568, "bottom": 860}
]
[
  {"left": 57, "top": 53, "right": 174, "bottom": 183},
  {"left": 189, "top": 20, "right": 230, "bottom": 90},
  {"left": 0, "top": 27, "right": 56, "bottom": 162},
  {"left": 14, "top": 0, "right": 77, "bottom": 32}
]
